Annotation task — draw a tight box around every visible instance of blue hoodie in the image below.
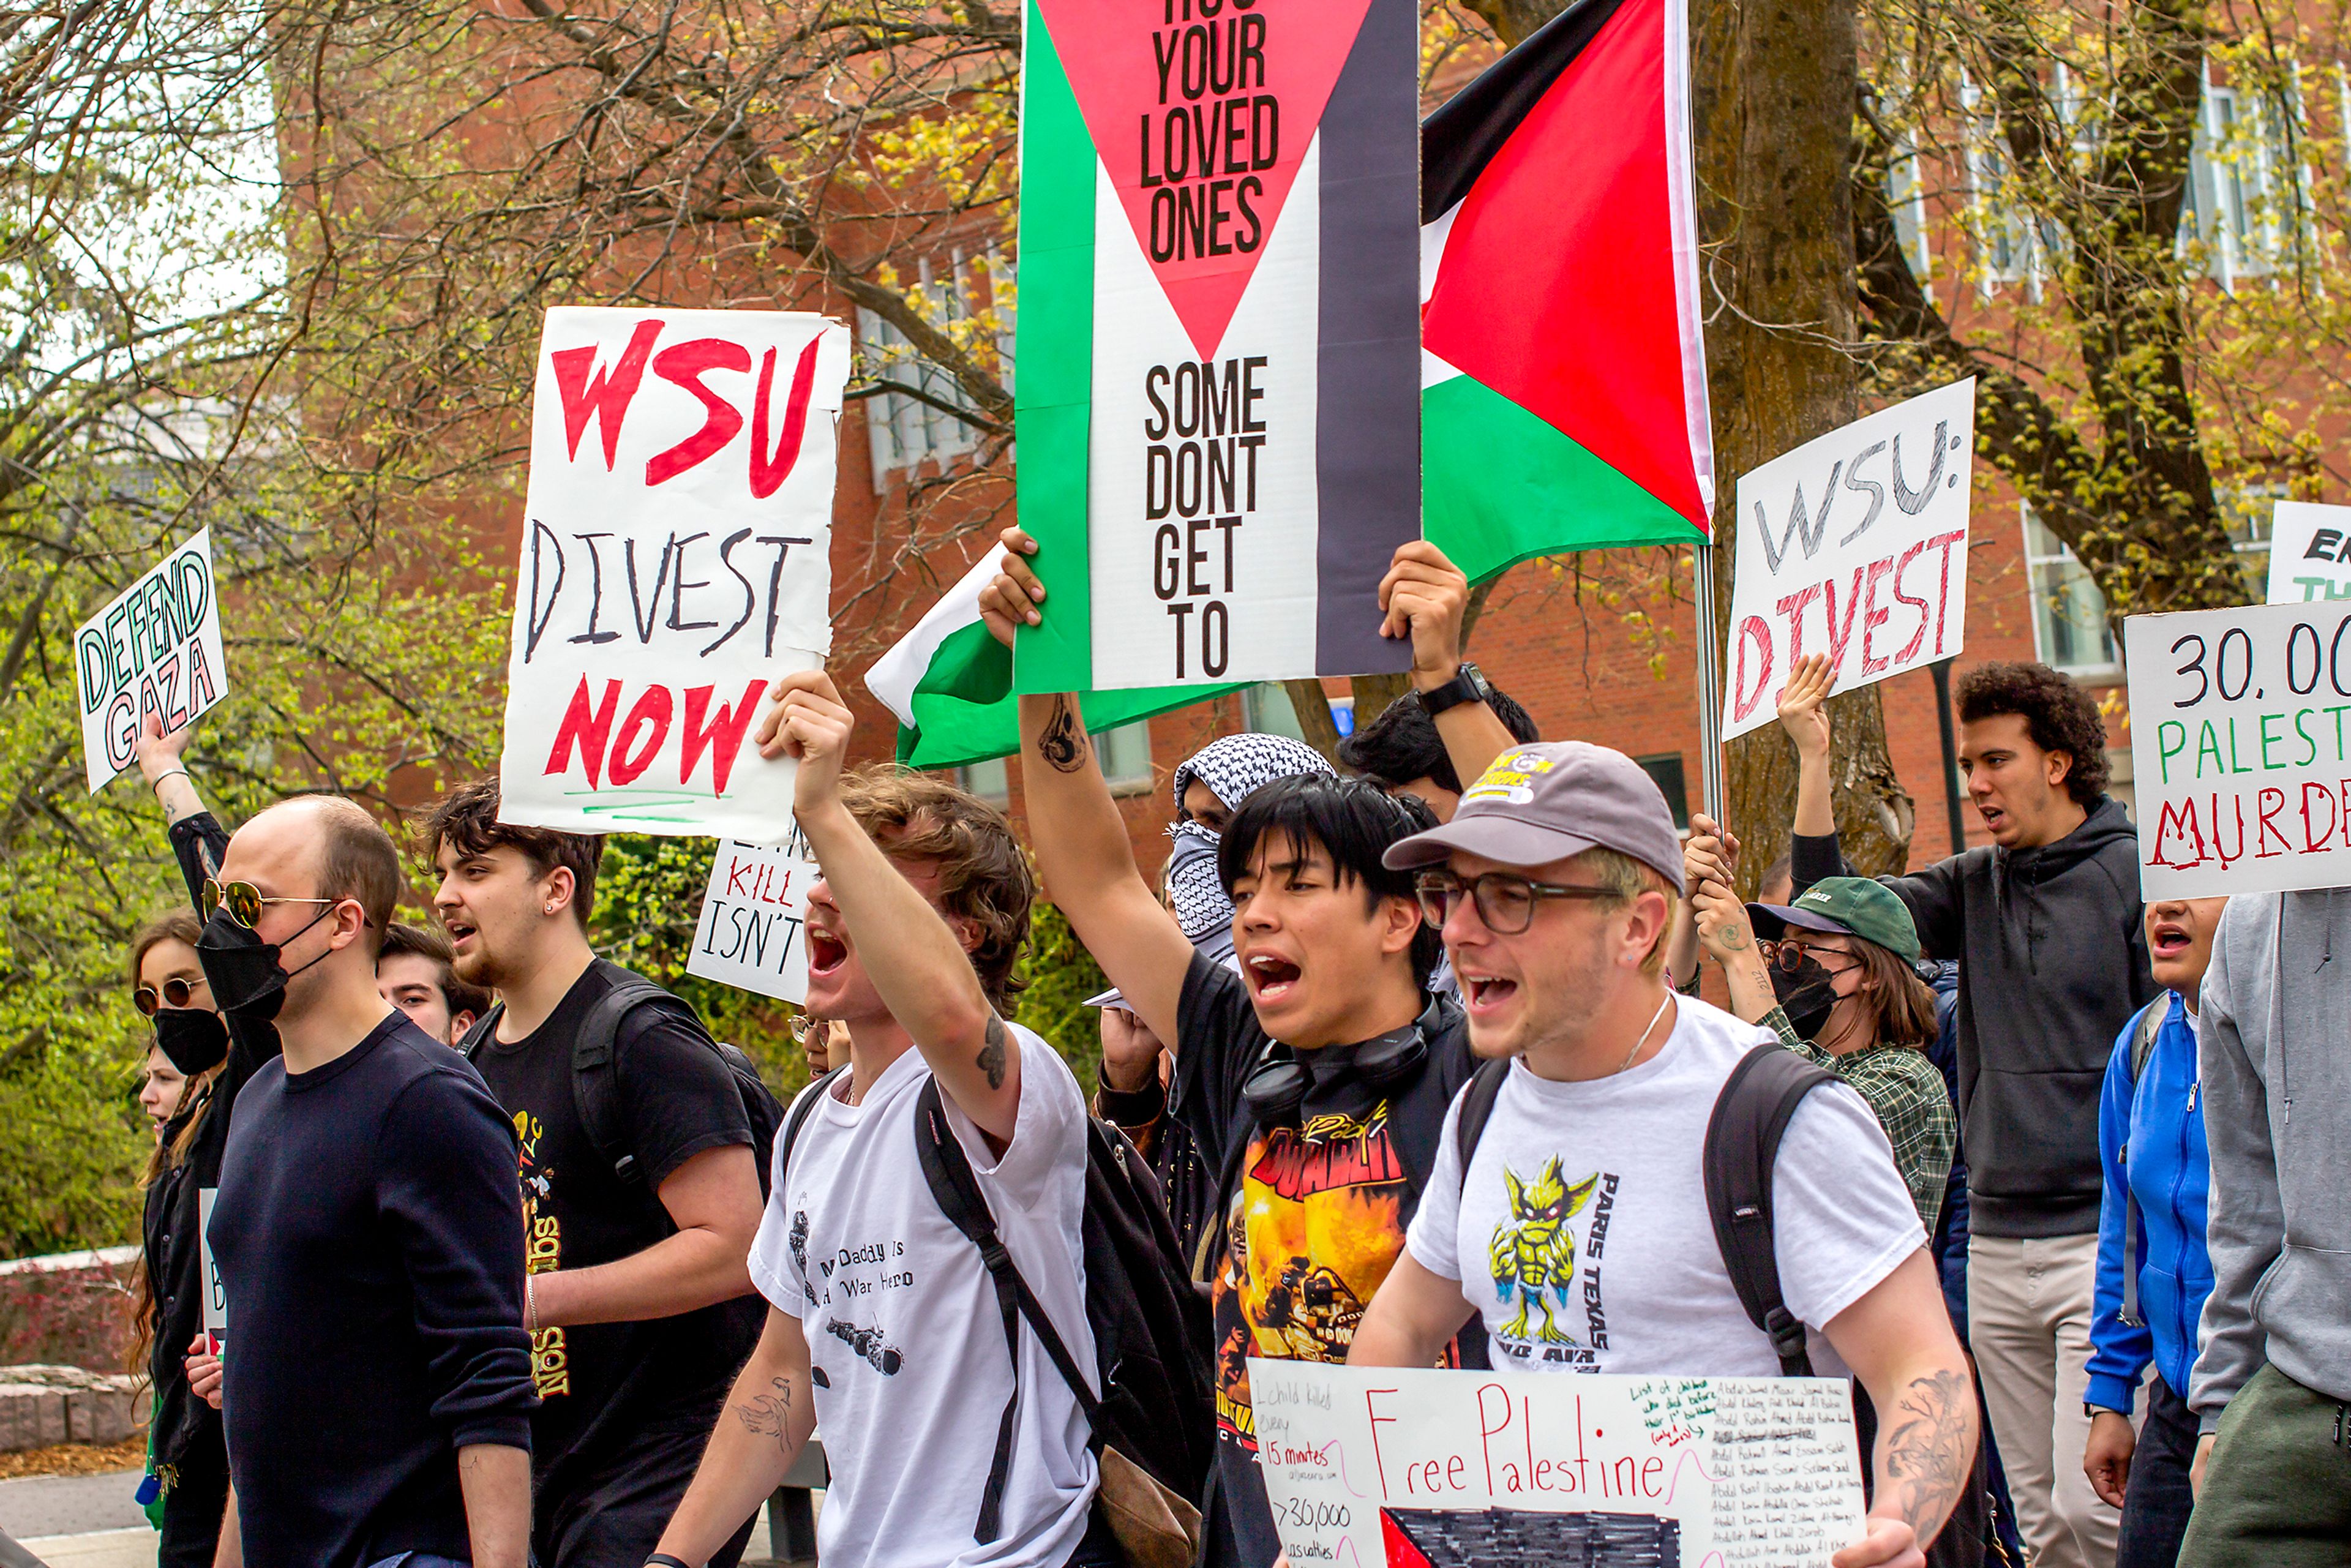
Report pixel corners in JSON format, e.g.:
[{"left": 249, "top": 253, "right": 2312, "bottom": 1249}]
[{"left": 2085, "top": 991, "right": 2212, "bottom": 1412}]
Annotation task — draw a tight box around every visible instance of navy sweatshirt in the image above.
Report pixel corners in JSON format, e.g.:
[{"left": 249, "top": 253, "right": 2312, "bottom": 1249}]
[{"left": 209, "top": 1012, "right": 535, "bottom": 1568}]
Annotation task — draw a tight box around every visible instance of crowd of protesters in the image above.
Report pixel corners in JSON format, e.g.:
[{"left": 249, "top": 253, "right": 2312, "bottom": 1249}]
[{"left": 111, "top": 529, "right": 2349, "bottom": 1568}]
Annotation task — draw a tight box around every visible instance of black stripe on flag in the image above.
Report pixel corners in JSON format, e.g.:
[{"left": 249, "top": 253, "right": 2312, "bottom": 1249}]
[
  {"left": 1421, "top": 0, "right": 1632, "bottom": 222},
  {"left": 1315, "top": 0, "right": 1420, "bottom": 678}
]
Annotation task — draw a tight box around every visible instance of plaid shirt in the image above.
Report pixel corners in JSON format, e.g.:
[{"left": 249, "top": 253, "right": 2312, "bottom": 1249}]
[{"left": 1764, "top": 1005, "right": 1956, "bottom": 1234}]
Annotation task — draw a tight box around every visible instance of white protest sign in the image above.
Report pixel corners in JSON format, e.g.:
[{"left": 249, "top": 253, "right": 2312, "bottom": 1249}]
[
  {"left": 1723, "top": 378, "right": 1976, "bottom": 742},
  {"left": 1247, "top": 1360, "right": 1866, "bottom": 1567},
  {"left": 74, "top": 529, "right": 227, "bottom": 792},
  {"left": 2124, "top": 599, "right": 2351, "bottom": 898},
  {"left": 684, "top": 824, "right": 819, "bottom": 1004},
  {"left": 198, "top": 1185, "right": 227, "bottom": 1356},
  {"left": 2264, "top": 502, "right": 2351, "bottom": 604},
  {"left": 498, "top": 307, "right": 852, "bottom": 838}
]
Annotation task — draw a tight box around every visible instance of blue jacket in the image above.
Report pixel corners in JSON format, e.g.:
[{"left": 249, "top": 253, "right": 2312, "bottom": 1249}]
[{"left": 2086, "top": 991, "right": 2213, "bottom": 1412}]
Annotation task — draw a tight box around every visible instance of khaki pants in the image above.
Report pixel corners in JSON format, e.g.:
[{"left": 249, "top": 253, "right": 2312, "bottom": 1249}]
[{"left": 1969, "top": 1233, "right": 2117, "bottom": 1568}]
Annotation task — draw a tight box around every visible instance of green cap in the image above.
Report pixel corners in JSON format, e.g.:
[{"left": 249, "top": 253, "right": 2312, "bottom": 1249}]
[{"left": 1748, "top": 877, "right": 1921, "bottom": 962}]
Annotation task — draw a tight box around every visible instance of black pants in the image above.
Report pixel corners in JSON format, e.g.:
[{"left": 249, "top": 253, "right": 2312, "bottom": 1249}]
[
  {"left": 159, "top": 1424, "right": 230, "bottom": 1568},
  {"left": 2115, "top": 1376, "right": 2197, "bottom": 1568},
  {"left": 536, "top": 1417, "right": 755, "bottom": 1568}
]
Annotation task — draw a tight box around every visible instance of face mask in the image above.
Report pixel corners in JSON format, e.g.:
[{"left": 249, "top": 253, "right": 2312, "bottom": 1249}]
[
  {"left": 152, "top": 1007, "right": 230, "bottom": 1076},
  {"left": 1770, "top": 952, "right": 1840, "bottom": 1042},
  {"left": 195, "top": 904, "right": 337, "bottom": 1022}
]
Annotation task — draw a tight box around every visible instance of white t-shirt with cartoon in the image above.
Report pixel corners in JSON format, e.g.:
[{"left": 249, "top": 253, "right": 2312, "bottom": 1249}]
[
  {"left": 749, "top": 1026, "right": 1095, "bottom": 1568},
  {"left": 1405, "top": 996, "right": 1925, "bottom": 1377}
]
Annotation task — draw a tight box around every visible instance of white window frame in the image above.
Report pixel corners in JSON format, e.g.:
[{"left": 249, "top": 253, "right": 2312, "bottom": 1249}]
[
  {"left": 1961, "top": 74, "right": 2047, "bottom": 301},
  {"left": 2021, "top": 503, "right": 2121, "bottom": 678},
  {"left": 857, "top": 251, "right": 1009, "bottom": 486},
  {"left": 1096, "top": 719, "right": 1155, "bottom": 794}
]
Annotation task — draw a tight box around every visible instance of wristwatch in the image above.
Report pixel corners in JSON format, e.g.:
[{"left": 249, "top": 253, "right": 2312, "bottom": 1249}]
[{"left": 1417, "top": 661, "right": 1493, "bottom": 717}]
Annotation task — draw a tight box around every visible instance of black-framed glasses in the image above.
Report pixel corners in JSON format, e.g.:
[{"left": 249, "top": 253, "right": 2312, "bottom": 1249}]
[
  {"left": 201, "top": 877, "right": 339, "bottom": 929},
  {"left": 133, "top": 976, "right": 205, "bottom": 1016},
  {"left": 1413, "top": 869, "right": 1616, "bottom": 935},
  {"left": 1760, "top": 939, "right": 1858, "bottom": 976}
]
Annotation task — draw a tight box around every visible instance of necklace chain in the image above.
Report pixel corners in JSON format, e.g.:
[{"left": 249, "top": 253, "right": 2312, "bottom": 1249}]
[{"left": 1618, "top": 990, "right": 1674, "bottom": 1075}]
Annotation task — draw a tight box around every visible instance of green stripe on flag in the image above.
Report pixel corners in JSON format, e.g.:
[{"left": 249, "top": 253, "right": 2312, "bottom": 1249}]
[
  {"left": 1010, "top": 2, "right": 1098, "bottom": 695},
  {"left": 1422, "top": 371, "right": 1703, "bottom": 584}
]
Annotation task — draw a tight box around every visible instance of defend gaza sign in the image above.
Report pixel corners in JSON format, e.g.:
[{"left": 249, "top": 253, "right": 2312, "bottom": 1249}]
[
  {"left": 498, "top": 307, "right": 850, "bottom": 839},
  {"left": 2126, "top": 599, "right": 2351, "bottom": 898},
  {"left": 1722, "top": 379, "right": 1976, "bottom": 742},
  {"left": 1247, "top": 1360, "right": 1866, "bottom": 1567},
  {"left": 75, "top": 530, "right": 227, "bottom": 792}
]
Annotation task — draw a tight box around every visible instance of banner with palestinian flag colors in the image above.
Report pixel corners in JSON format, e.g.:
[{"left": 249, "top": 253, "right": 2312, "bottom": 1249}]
[
  {"left": 1010, "top": 0, "right": 1422, "bottom": 696},
  {"left": 1420, "top": 0, "right": 1714, "bottom": 578}
]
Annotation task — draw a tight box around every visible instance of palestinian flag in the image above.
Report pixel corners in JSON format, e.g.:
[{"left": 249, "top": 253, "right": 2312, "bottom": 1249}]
[
  {"left": 869, "top": 552, "right": 1239, "bottom": 770},
  {"left": 1420, "top": 0, "right": 1714, "bottom": 580}
]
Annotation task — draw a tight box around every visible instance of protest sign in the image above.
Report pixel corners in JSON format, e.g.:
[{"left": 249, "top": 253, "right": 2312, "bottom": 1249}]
[
  {"left": 198, "top": 1186, "right": 226, "bottom": 1356},
  {"left": 1247, "top": 1360, "right": 1865, "bottom": 1567},
  {"left": 498, "top": 307, "right": 851, "bottom": 838},
  {"left": 74, "top": 529, "right": 227, "bottom": 792},
  {"left": 1010, "top": 0, "right": 1421, "bottom": 693},
  {"left": 2263, "top": 501, "right": 2351, "bottom": 604},
  {"left": 1722, "top": 379, "right": 1976, "bottom": 743},
  {"left": 2124, "top": 599, "right": 2351, "bottom": 898},
  {"left": 685, "top": 825, "right": 819, "bottom": 1005}
]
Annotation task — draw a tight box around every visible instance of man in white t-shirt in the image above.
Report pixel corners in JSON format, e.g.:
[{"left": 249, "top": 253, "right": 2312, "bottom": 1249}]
[
  {"left": 1351, "top": 742, "right": 1978, "bottom": 1568},
  {"left": 651, "top": 671, "right": 1113, "bottom": 1568}
]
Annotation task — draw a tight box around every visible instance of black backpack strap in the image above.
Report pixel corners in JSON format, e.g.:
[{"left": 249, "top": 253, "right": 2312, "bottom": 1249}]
[
  {"left": 572, "top": 971, "right": 680, "bottom": 1187},
  {"left": 1703, "top": 1043, "right": 1837, "bottom": 1377},
  {"left": 778, "top": 1066, "right": 847, "bottom": 1192},
  {"left": 457, "top": 1002, "right": 504, "bottom": 1061},
  {"left": 1452, "top": 1057, "right": 1510, "bottom": 1188},
  {"left": 912, "top": 1078, "right": 1101, "bottom": 1544},
  {"left": 2118, "top": 999, "right": 2169, "bottom": 1329}
]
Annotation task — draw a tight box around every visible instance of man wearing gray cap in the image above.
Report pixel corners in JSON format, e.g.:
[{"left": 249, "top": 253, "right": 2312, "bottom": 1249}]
[{"left": 1350, "top": 741, "right": 1978, "bottom": 1568}]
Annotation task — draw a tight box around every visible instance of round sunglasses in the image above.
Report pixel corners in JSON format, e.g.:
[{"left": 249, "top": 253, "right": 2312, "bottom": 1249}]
[{"left": 133, "top": 975, "right": 207, "bottom": 1016}]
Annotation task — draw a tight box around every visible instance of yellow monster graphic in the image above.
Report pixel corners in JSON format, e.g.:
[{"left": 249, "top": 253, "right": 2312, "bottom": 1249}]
[{"left": 1487, "top": 1157, "right": 1598, "bottom": 1343}]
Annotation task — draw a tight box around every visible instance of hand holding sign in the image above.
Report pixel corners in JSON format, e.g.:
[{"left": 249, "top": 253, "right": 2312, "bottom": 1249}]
[{"left": 757, "top": 670, "right": 856, "bottom": 820}]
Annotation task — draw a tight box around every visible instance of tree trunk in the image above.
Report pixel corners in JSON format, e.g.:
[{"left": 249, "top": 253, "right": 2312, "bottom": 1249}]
[
  {"left": 1692, "top": 0, "right": 1914, "bottom": 887},
  {"left": 1284, "top": 678, "right": 1349, "bottom": 765}
]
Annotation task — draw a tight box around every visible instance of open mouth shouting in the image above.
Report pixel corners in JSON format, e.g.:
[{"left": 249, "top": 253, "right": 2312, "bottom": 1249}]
[
  {"left": 443, "top": 915, "right": 479, "bottom": 956},
  {"left": 1243, "top": 951, "right": 1303, "bottom": 1007},
  {"left": 807, "top": 927, "right": 850, "bottom": 981},
  {"left": 2150, "top": 918, "right": 2192, "bottom": 961},
  {"left": 1457, "top": 969, "right": 1520, "bottom": 1018}
]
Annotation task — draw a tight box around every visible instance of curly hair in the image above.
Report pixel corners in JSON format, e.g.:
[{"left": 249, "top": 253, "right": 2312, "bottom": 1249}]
[
  {"left": 838, "top": 766, "right": 1035, "bottom": 1012},
  {"left": 421, "top": 779, "right": 606, "bottom": 928},
  {"left": 1957, "top": 661, "right": 2110, "bottom": 809}
]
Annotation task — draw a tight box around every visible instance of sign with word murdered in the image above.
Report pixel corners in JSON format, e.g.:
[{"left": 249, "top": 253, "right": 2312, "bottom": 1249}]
[
  {"left": 1010, "top": 0, "right": 1420, "bottom": 693},
  {"left": 499, "top": 307, "right": 851, "bottom": 838},
  {"left": 2125, "top": 599, "right": 2351, "bottom": 899},
  {"left": 2263, "top": 501, "right": 2351, "bottom": 604},
  {"left": 685, "top": 827, "right": 819, "bottom": 1004},
  {"left": 74, "top": 529, "right": 228, "bottom": 792},
  {"left": 1722, "top": 378, "right": 1976, "bottom": 742},
  {"left": 1248, "top": 1360, "right": 1866, "bottom": 1568}
]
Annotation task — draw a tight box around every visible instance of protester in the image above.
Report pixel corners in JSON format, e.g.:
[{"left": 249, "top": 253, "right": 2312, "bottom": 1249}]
[
  {"left": 653, "top": 672, "right": 1109, "bottom": 1568},
  {"left": 1093, "top": 994, "right": 1221, "bottom": 1272},
  {"left": 2080, "top": 896, "right": 2224, "bottom": 1568},
  {"left": 1338, "top": 677, "right": 1540, "bottom": 819},
  {"left": 1172, "top": 732, "right": 1334, "bottom": 833},
  {"left": 1688, "top": 874, "right": 1956, "bottom": 1231},
  {"left": 425, "top": 781, "right": 767, "bottom": 1568},
  {"left": 2178, "top": 890, "right": 2351, "bottom": 1564},
  {"left": 980, "top": 529, "right": 1512, "bottom": 1568},
  {"left": 790, "top": 1011, "right": 842, "bottom": 1078},
  {"left": 1348, "top": 739, "right": 1977, "bottom": 1567},
  {"left": 203, "top": 795, "right": 533, "bottom": 1568},
  {"left": 1777, "top": 654, "right": 2153, "bottom": 1568},
  {"left": 379, "top": 920, "right": 492, "bottom": 1045},
  {"left": 1665, "top": 843, "right": 1790, "bottom": 994}
]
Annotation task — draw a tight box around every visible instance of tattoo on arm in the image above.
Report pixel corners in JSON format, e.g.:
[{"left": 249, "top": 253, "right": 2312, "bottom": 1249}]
[
  {"left": 1715, "top": 926, "right": 1751, "bottom": 951},
  {"left": 735, "top": 1376, "right": 794, "bottom": 1456},
  {"left": 1879, "top": 1367, "right": 1973, "bottom": 1540},
  {"left": 1037, "top": 697, "right": 1087, "bottom": 773},
  {"left": 977, "top": 1015, "right": 1009, "bottom": 1091}
]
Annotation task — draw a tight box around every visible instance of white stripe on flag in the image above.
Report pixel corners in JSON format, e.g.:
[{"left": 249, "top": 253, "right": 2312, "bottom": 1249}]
[{"left": 867, "top": 552, "right": 997, "bottom": 730}]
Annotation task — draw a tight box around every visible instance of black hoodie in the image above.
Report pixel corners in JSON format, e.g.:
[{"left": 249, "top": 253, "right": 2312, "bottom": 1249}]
[{"left": 1793, "top": 796, "right": 2156, "bottom": 1237}]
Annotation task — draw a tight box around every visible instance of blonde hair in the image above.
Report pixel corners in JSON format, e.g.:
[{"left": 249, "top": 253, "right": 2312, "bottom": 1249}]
[{"left": 1571, "top": 847, "right": 1679, "bottom": 976}]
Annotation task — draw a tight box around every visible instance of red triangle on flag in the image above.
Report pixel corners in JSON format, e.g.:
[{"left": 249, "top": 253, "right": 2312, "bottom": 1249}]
[{"left": 1035, "top": 0, "right": 1373, "bottom": 358}]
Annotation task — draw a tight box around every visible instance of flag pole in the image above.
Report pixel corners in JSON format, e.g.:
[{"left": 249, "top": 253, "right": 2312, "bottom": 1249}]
[{"left": 1692, "top": 539, "right": 1725, "bottom": 827}]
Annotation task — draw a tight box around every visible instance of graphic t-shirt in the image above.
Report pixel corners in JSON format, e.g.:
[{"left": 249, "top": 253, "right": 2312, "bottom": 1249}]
[
  {"left": 470, "top": 961, "right": 756, "bottom": 1496},
  {"left": 749, "top": 1026, "right": 1094, "bottom": 1568},
  {"left": 1170, "top": 953, "right": 1477, "bottom": 1568},
  {"left": 1406, "top": 996, "right": 1927, "bottom": 1376}
]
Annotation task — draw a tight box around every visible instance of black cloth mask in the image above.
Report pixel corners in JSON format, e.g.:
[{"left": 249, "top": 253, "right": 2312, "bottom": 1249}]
[
  {"left": 1770, "top": 953, "right": 1840, "bottom": 1043},
  {"left": 152, "top": 1006, "right": 230, "bottom": 1076},
  {"left": 196, "top": 904, "right": 337, "bottom": 1022}
]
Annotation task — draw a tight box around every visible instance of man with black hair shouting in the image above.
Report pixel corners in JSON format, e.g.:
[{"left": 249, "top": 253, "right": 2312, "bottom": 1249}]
[{"left": 980, "top": 530, "right": 1516, "bottom": 1568}]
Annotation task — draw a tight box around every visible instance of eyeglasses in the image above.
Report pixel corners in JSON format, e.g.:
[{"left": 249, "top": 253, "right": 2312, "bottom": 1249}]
[
  {"left": 1413, "top": 870, "right": 1616, "bottom": 935},
  {"left": 789, "top": 1013, "right": 830, "bottom": 1046},
  {"left": 1759, "top": 939, "right": 1857, "bottom": 976},
  {"left": 133, "top": 976, "right": 205, "bottom": 1016},
  {"left": 201, "top": 878, "right": 340, "bottom": 929}
]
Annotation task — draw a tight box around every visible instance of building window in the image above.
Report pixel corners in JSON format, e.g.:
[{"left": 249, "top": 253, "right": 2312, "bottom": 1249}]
[
  {"left": 958, "top": 756, "right": 1010, "bottom": 807},
  {"left": 1243, "top": 682, "right": 1352, "bottom": 740},
  {"left": 1961, "top": 75, "right": 2047, "bottom": 299},
  {"left": 2180, "top": 62, "right": 2311, "bottom": 288},
  {"left": 1885, "top": 138, "right": 1933, "bottom": 291},
  {"left": 1097, "top": 719, "right": 1155, "bottom": 793},
  {"left": 855, "top": 252, "right": 1011, "bottom": 485},
  {"left": 2221, "top": 481, "right": 2288, "bottom": 596},
  {"left": 2022, "top": 505, "right": 2119, "bottom": 675},
  {"left": 1637, "top": 754, "right": 1690, "bottom": 830}
]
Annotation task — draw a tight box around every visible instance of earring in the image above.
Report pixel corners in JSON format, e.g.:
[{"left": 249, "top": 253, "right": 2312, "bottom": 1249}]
[{"left": 545, "top": 904, "right": 557, "bottom": 915}]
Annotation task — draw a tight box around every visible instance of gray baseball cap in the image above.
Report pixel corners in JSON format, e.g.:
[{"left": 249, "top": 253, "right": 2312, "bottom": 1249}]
[{"left": 1382, "top": 741, "right": 1685, "bottom": 888}]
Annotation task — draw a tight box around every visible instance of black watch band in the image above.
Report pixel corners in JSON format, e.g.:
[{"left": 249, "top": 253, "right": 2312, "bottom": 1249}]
[
  {"left": 646, "top": 1555, "right": 696, "bottom": 1568},
  {"left": 1417, "top": 662, "right": 1490, "bottom": 718}
]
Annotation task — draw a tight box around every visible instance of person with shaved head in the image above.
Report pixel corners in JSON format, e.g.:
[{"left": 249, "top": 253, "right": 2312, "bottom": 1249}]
[{"left": 198, "top": 795, "right": 536, "bottom": 1568}]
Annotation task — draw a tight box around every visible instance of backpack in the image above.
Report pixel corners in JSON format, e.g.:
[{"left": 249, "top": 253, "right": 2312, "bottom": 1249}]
[
  {"left": 773, "top": 1066, "right": 1217, "bottom": 1566},
  {"left": 2117, "top": 997, "right": 2172, "bottom": 1330},
  {"left": 463, "top": 962, "right": 787, "bottom": 1201},
  {"left": 1452, "top": 1040, "right": 1838, "bottom": 1376}
]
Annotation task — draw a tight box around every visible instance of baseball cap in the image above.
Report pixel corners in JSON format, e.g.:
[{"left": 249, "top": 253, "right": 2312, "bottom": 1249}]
[
  {"left": 1381, "top": 741, "right": 1685, "bottom": 889},
  {"left": 1748, "top": 877, "right": 1921, "bottom": 962}
]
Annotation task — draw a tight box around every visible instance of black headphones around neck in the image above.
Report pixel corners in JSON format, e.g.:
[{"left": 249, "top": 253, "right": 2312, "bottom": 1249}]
[{"left": 1240, "top": 997, "right": 1442, "bottom": 1130}]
